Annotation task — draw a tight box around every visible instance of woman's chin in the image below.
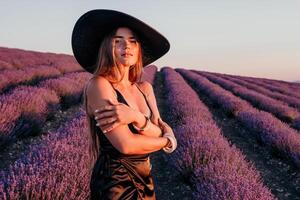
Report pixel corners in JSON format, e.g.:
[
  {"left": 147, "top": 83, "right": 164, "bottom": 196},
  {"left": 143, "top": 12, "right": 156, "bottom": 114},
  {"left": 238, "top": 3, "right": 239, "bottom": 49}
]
[{"left": 118, "top": 60, "right": 136, "bottom": 67}]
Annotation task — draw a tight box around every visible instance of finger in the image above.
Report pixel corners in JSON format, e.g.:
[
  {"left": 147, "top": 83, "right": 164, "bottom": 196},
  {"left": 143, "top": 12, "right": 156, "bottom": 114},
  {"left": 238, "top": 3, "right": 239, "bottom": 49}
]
[
  {"left": 159, "top": 119, "right": 171, "bottom": 128},
  {"left": 102, "top": 122, "right": 119, "bottom": 133},
  {"left": 107, "top": 98, "right": 118, "bottom": 105},
  {"left": 107, "top": 99, "right": 114, "bottom": 105},
  {"left": 158, "top": 118, "right": 166, "bottom": 125},
  {"left": 160, "top": 119, "right": 169, "bottom": 126},
  {"left": 94, "top": 105, "right": 114, "bottom": 114},
  {"left": 158, "top": 119, "right": 162, "bottom": 126},
  {"left": 101, "top": 116, "right": 117, "bottom": 126},
  {"left": 95, "top": 110, "right": 115, "bottom": 120},
  {"left": 96, "top": 116, "right": 117, "bottom": 126},
  {"left": 158, "top": 118, "right": 164, "bottom": 126},
  {"left": 94, "top": 105, "right": 112, "bottom": 113}
]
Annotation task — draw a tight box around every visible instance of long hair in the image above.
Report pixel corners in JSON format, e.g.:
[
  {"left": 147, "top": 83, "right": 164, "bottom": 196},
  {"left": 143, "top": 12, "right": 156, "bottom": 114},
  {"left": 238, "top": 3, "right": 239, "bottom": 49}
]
[{"left": 83, "top": 27, "right": 144, "bottom": 171}]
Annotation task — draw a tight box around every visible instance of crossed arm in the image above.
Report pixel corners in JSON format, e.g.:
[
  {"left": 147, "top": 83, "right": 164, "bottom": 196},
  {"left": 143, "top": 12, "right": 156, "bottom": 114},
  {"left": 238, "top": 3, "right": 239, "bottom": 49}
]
[{"left": 86, "top": 76, "right": 169, "bottom": 155}]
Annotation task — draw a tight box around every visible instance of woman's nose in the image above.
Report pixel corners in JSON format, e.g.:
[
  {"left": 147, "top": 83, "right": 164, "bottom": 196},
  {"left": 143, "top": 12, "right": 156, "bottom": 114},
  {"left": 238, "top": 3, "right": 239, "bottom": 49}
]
[{"left": 123, "top": 40, "right": 131, "bottom": 49}]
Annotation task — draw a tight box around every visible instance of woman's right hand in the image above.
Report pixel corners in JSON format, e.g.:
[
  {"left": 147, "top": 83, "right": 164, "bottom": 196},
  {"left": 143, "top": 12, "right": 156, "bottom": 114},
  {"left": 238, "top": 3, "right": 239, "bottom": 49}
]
[
  {"left": 158, "top": 118, "right": 177, "bottom": 150},
  {"left": 158, "top": 118, "right": 173, "bottom": 135},
  {"left": 94, "top": 98, "right": 138, "bottom": 133}
]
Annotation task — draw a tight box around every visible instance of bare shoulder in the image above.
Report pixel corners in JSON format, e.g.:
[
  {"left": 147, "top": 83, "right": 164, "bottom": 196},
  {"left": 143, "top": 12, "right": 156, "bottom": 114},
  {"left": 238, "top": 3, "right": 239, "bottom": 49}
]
[
  {"left": 86, "top": 76, "right": 117, "bottom": 98},
  {"left": 86, "top": 76, "right": 111, "bottom": 92},
  {"left": 85, "top": 76, "right": 117, "bottom": 115}
]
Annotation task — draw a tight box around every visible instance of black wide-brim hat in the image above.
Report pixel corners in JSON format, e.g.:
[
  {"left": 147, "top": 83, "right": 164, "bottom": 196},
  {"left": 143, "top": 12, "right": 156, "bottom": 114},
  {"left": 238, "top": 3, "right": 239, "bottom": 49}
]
[{"left": 71, "top": 9, "right": 170, "bottom": 73}]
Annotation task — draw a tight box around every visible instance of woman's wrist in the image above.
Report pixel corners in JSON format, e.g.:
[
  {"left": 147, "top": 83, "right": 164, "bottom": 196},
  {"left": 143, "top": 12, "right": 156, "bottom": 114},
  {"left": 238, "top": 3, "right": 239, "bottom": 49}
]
[
  {"left": 162, "top": 132, "right": 177, "bottom": 153},
  {"left": 162, "top": 137, "right": 169, "bottom": 147},
  {"left": 164, "top": 137, "right": 171, "bottom": 148}
]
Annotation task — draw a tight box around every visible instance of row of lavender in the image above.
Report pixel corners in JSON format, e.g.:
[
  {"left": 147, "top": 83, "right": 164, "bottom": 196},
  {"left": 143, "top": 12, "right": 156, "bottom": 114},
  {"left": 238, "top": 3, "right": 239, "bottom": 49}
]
[
  {"left": 161, "top": 67, "right": 275, "bottom": 200},
  {"left": 177, "top": 69, "right": 300, "bottom": 168},
  {"left": 227, "top": 73, "right": 300, "bottom": 100},
  {"left": 0, "top": 46, "right": 82, "bottom": 72},
  {"left": 0, "top": 62, "right": 157, "bottom": 96},
  {"left": 236, "top": 74, "right": 300, "bottom": 92},
  {"left": 260, "top": 79, "right": 300, "bottom": 92},
  {"left": 193, "top": 71, "right": 300, "bottom": 130},
  {"left": 0, "top": 65, "right": 81, "bottom": 94},
  {"left": 205, "top": 72, "right": 300, "bottom": 129},
  {"left": 140, "top": 65, "right": 157, "bottom": 84},
  {"left": 0, "top": 71, "right": 91, "bottom": 148},
  {"left": 210, "top": 70, "right": 300, "bottom": 92},
  {"left": 0, "top": 108, "right": 90, "bottom": 199},
  {"left": 207, "top": 72, "right": 300, "bottom": 113},
  {"left": 0, "top": 65, "right": 158, "bottom": 199}
]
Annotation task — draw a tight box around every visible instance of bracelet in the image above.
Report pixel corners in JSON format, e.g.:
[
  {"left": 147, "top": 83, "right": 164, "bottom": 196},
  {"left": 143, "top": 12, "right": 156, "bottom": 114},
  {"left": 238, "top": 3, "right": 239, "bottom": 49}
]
[
  {"left": 162, "top": 132, "right": 177, "bottom": 153},
  {"left": 132, "top": 115, "right": 150, "bottom": 132}
]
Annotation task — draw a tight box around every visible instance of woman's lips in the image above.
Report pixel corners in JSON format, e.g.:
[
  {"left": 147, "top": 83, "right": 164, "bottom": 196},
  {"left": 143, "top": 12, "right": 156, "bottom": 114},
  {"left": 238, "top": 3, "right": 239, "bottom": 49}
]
[{"left": 121, "top": 53, "right": 133, "bottom": 57}]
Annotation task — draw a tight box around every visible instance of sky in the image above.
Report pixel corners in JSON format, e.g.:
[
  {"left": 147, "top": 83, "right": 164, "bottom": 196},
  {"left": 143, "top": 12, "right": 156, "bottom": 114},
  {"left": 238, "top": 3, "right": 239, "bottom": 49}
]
[{"left": 0, "top": 0, "right": 299, "bottom": 82}]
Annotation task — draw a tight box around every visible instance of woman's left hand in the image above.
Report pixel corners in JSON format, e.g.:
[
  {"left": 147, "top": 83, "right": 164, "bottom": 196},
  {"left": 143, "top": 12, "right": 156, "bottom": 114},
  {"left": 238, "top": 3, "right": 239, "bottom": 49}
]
[{"left": 94, "top": 99, "right": 136, "bottom": 133}]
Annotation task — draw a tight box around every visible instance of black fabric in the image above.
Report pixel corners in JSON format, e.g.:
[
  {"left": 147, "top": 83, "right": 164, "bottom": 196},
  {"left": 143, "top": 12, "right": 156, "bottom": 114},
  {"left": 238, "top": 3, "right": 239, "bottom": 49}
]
[{"left": 89, "top": 83, "right": 155, "bottom": 200}]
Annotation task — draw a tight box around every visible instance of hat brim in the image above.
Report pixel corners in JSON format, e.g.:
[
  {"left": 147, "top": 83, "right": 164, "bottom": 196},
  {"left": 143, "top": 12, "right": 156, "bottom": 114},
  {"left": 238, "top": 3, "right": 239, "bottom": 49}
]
[{"left": 71, "top": 9, "right": 170, "bottom": 73}]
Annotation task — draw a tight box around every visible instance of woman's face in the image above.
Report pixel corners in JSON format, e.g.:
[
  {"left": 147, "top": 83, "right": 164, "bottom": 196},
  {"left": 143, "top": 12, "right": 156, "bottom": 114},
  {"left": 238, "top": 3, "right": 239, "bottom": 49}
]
[{"left": 112, "top": 27, "right": 140, "bottom": 68}]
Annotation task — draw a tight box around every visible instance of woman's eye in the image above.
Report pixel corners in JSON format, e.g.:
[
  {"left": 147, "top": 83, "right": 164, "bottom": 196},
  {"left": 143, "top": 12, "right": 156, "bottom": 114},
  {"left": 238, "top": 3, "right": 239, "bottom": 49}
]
[{"left": 130, "top": 40, "right": 137, "bottom": 43}]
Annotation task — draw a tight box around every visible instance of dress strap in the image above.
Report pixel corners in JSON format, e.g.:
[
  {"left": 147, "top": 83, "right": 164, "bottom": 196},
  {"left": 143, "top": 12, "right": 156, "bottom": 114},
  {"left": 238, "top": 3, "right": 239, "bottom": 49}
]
[
  {"left": 134, "top": 83, "right": 153, "bottom": 118},
  {"left": 134, "top": 83, "right": 148, "bottom": 98},
  {"left": 106, "top": 80, "right": 119, "bottom": 100}
]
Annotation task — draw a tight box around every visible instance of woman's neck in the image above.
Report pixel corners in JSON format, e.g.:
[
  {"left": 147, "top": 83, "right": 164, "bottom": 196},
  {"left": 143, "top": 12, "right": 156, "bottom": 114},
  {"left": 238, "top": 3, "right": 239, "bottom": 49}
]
[{"left": 112, "top": 65, "right": 134, "bottom": 89}]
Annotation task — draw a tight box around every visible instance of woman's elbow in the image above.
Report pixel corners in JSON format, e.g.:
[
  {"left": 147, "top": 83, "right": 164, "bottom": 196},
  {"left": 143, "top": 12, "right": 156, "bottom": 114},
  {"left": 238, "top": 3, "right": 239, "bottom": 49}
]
[
  {"left": 116, "top": 140, "right": 135, "bottom": 155},
  {"left": 118, "top": 146, "right": 135, "bottom": 155},
  {"left": 119, "top": 147, "right": 131, "bottom": 155}
]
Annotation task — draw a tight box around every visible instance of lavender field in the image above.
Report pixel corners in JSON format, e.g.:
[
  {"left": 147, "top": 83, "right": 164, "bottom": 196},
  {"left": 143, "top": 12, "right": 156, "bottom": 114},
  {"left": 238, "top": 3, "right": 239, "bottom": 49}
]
[{"left": 0, "top": 47, "right": 299, "bottom": 200}]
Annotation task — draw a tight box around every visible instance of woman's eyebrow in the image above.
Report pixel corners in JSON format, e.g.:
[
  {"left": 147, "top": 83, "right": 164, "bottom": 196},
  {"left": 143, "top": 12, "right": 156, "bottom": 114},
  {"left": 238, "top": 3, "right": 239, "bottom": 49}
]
[{"left": 113, "top": 36, "right": 136, "bottom": 39}]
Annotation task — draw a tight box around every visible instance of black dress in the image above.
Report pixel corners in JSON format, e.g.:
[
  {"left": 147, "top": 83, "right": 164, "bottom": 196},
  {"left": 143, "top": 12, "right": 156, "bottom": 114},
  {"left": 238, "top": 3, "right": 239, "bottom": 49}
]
[{"left": 90, "top": 83, "right": 156, "bottom": 200}]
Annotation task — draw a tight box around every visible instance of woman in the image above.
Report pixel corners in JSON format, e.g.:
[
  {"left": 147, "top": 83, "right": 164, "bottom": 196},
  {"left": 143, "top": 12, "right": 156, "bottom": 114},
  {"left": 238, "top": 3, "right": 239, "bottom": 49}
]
[{"left": 72, "top": 9, "right": 177, "bottom": 200}]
